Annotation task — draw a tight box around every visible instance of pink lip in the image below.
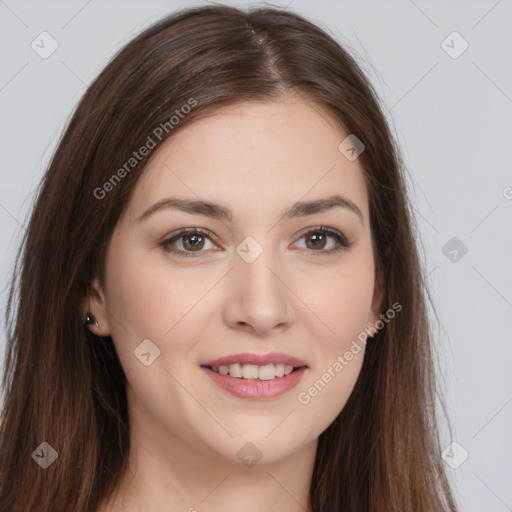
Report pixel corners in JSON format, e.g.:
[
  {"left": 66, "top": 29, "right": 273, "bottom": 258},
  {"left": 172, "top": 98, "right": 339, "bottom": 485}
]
[
  {"left": 201, "top": 366, "right": 308, "bottom": 399},
  {"left": 201, "top": 352, "right": 308, "bottom": 368}
]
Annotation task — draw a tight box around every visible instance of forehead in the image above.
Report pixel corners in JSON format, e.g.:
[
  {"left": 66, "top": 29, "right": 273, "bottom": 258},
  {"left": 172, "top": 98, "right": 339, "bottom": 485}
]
[{"left": 124, "top": 96, "right": 369, "bottom": 224}]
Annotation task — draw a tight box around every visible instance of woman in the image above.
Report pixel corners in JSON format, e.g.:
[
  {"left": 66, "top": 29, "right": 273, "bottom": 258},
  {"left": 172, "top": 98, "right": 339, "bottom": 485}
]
[{"left": 0, "top": 4, "right": 458, "bottom": 511}]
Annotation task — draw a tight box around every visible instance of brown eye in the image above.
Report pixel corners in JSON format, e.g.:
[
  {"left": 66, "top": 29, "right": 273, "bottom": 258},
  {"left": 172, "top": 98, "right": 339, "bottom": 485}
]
[
  {"left": 294, "top": 227, "right": 351, "bottom": 256},
  {"left": 182, "top": 233, "right": 205, "bottom": 251},
  {"left": 159, "top": 228, "right": 217, "bottom": 257},
  {"left": 305, "top": 232, "right": 328, "bottom": 250}
]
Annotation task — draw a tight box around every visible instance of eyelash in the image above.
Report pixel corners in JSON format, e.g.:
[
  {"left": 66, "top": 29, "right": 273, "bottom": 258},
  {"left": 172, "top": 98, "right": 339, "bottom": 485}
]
[{"left": 159, "top": 226, "right": 351, "bottom": 258}]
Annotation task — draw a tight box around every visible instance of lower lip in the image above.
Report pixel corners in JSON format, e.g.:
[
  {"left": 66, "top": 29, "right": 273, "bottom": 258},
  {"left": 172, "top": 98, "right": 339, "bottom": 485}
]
[{"left": 201, "top": 366, "right": 308, "bottom": 399}]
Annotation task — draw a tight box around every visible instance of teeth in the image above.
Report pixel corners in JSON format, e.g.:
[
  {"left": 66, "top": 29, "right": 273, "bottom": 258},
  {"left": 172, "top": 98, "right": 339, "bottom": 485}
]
[
  {"left": 242, "top": 364, "right": 259, "bottom": 379},
  {"left": 210, "top": 362, "right": 299, "bottom": 380},
  {"left": 229, "top": 363, "right": 243, "bottom": 378},
  {"left": 275, "top": 363, "right": 285, "bottom": 377},
  {"left": 258, "top": 364, "right": 276, "bottom": 381}
]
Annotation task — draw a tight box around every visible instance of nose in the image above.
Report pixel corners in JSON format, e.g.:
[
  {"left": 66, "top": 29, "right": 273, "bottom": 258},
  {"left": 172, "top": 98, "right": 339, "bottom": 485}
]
[{"left": 222, "top": 248, "right": 295, "bottom": 336}]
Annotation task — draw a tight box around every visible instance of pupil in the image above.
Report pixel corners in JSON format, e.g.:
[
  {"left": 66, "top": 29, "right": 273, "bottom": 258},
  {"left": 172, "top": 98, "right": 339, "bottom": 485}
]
[
  {"left": 185, "top": 234, "right": 203, "bottom": 249},
  {"left": 308, "top": 233, "right": 325, "bottom": 249}
]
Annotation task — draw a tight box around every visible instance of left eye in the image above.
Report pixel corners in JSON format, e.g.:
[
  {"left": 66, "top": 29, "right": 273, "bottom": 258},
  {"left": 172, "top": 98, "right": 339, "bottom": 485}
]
[
  {"left": 159, "top": 226, "right": 350, "bottom": 258},
  {"left": 293, "top": 227, "right": 350, "bottom": 254}
]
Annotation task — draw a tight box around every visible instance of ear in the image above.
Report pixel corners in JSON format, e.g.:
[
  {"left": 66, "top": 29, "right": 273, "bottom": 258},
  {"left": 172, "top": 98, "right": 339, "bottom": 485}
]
[
  {"left": 82, "top": 276, "right": 112, "bottom": 337},
  {"left": 368, "top": 269, "right": 385, "bottom": 329}
]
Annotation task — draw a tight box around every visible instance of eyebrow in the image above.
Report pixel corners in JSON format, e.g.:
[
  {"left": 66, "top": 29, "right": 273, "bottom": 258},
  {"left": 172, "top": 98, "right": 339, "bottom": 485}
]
[{"left": 135, "top": 194, "right": 364, "bottom": 224}]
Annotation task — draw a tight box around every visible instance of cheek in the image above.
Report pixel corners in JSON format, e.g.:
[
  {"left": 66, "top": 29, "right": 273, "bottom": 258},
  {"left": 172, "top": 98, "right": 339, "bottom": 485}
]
[
  {"left": 103, "top": 249, "right": 228, "bottom": 410},
  {"left": 295, "top": 266, "right": 372, "bottom": 424},
  {"left": 301, "top": 253, "right": 375, "bottom": 349},
  {"left": 292, "top": 250, "right": 374, "bottom": 422},
  {"left": 102, "top": 253, "right": 207, "bottom": 430},
  {"left": 105, "top": 245, "right": 204, "bottom": 338}
]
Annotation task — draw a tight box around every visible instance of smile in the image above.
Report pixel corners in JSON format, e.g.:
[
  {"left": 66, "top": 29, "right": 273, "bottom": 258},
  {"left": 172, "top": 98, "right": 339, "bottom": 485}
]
[
  {"left": 200, "top": 353, "right": 309, "bottom": 399},
  {"left": 206, "top": 362, "right": 295, "bottom": 380}
]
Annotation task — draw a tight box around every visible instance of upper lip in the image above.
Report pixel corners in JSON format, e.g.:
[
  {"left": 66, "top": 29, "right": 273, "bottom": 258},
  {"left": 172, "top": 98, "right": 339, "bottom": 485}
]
[{"left": 201, "top": 352, "right": 308, "bottom": 368}]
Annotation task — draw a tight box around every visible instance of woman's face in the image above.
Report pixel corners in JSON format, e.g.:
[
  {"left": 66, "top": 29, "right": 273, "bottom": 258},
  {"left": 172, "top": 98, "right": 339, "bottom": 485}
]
[{"left": 89, "top": 95, "right": 383, "bottom": 466}]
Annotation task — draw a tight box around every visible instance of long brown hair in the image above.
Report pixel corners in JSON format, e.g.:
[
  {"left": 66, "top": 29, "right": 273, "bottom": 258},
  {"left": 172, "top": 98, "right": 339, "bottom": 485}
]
[{"left": 0, "top": 4, "right": 457, "bottom": 511}]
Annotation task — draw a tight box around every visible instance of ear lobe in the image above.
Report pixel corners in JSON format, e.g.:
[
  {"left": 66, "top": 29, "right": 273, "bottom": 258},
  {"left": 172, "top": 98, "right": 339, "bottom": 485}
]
[{"left": 82, "top": 276, "right": 112, "bottom": 336}]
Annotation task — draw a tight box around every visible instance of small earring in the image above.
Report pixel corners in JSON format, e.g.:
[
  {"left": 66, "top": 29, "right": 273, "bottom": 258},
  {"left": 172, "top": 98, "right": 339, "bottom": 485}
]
[{"left": 85, "top": 313, "right": 99, "bottom": 328}]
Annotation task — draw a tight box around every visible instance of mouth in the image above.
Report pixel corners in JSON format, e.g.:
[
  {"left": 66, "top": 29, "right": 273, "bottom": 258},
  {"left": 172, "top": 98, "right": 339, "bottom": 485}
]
[
  {"left": 200, "top": 353, "right": 309, "bottom": 399},
  {"left": 201, "top": 362, "right": 305, "bottom": 380}
]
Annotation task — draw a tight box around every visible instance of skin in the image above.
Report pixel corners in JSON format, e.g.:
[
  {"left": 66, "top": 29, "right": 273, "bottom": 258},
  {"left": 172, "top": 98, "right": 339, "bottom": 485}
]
[{"left": 87, "top": 94, "right": 383, "bottom": 512}]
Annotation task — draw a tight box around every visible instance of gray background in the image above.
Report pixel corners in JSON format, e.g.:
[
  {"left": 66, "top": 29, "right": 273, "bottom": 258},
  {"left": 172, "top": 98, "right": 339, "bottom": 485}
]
[{"left": 1, "top": 0, "right": 511, "bottom": 510}]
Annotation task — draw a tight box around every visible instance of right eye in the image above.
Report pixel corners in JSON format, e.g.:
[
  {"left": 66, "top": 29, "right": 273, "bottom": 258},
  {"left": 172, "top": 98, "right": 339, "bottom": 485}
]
[{"left": 159, "top": 228, "right": 219, "bottom": 257}]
